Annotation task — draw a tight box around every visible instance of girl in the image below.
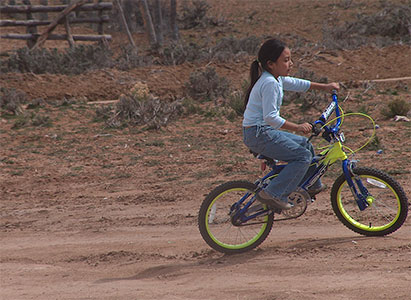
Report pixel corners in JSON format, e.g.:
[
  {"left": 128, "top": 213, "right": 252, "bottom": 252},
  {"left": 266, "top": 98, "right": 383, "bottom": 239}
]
[{"left": 243, "top": 39, "right": 339, "bottom": 210}]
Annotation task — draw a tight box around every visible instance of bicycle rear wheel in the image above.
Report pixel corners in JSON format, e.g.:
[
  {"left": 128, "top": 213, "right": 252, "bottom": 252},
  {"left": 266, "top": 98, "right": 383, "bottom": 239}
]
[
  {"left": 331, "top": 167, "right": 408, "bottom": 236},
  {"left": 198, "top": 181, "right": 274, "bottom": 254}
]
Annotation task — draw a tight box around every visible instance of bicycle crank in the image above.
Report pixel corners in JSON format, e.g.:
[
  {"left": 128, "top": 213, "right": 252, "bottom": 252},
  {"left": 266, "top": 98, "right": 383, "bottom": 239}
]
[{"left": 274, "top": 190, "right": 309, "bottom": 221}]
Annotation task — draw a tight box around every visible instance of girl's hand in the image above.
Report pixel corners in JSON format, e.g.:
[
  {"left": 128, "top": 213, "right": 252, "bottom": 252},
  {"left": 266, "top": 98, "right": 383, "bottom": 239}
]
[
  {"left": 298, "top": 122, "right": 312, "bottom": 134},
  {"left": 310, "top": 82, "right": 340, "bottom": 93},
  {"left": 325, "top": 82, "right": 340, "bottom": 93}
]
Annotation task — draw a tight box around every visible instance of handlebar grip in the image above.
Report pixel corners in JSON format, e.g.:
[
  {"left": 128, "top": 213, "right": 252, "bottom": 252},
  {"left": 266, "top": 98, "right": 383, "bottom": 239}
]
[{"left": 310, "top": 122, "right": 322, "bottom": 135}]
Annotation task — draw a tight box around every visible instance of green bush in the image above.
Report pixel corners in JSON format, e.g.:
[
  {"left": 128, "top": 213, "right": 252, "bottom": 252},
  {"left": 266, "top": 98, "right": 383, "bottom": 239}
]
[{"left": 381, "top": 99, "right": 410, "bottom": 119}]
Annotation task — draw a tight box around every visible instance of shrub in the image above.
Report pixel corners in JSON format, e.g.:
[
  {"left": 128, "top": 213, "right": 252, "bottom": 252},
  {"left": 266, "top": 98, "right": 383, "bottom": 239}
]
[
  {"left": 107, "top": 82, "right": 182, "bottom": 129},
  {"left": 212, "top": 36, "right": 261, "bottom": 56},
  {"left": 161, "top": 41, "right": 209, "bottom": 65},
  {"left": 11, "top": 112, "right": 52, "bottom": 129},
  {"left": 1, "top": 45, "right": 113, "bottom": 75},
  {"left": 364, "top": 135, "right": 382, "bottom": 151},
  {"left": 185, "top": 66, "right": 230, "bottom": 102},
  {"left": 381, "top": 99, "right": 410, "bottom": 119},
  {"left": 227, "top": 90, "right": 244, "bottom": 116},
  {"left": 323, "top": 3, "right": 411, "bottom": 49},
  {"left": 0, "top": 87, "right": 26, "bottom": 115},
  {"left": 211, "top": 36, "right": 261, "bottom": 62},
  {"left": 116, "top": 45, "right": 152, "bottom": 70},
  {"left": 179, "top": 0, "right": 210, "bottom": 29},
  {"left": 226, "top": 79, "right": 249, "bottom": 116}
]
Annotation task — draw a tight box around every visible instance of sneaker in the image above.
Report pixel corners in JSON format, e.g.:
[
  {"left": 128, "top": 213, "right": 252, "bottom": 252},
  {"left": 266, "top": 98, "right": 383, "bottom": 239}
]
[
  {"left": 256, "top": 190, "right": 293, "bottom": 210},
  {"left": 308, "top": 184, "right": 327, "bottom": 197}
]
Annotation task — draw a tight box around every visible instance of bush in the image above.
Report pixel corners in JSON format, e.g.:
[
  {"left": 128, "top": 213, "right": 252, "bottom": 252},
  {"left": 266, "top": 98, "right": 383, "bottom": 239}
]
[
  {"left": 0, "top": 87, "right": 26, "bottom": 115},
  {"left": 1, "top": 45, "right": 113, "bottom": 75},
  {"left": 212, "top": 36, "right": 262, "bottom": 56},
  {"left": 107, "top": 82, "right": 182, "bottom": 129},
  {"left": 161, "top": 36, "right": 261, "bottom": 65},
  {"left": 364, "top": 135, "right": 382, "bottom": 151},
  {"left": 161, "top": 41, "right": 209, "bottom": 65},
  {"left": 211, "top": 36, "right": 262, "bottom": 62},
  {"left": 179, "top": 0, "right": 210, "bottom": 29},
  {"left": 323, "top": 3, "right": 411, "bottom": 49},
  {"left": 115, "top": 45, "right": 152, "bottom": 70},
  {"left": 185, "top": 66, "right": 230, "bottom": 102},
  {"left": 381, "top": 99, "right": 410, "bottom": 119}
]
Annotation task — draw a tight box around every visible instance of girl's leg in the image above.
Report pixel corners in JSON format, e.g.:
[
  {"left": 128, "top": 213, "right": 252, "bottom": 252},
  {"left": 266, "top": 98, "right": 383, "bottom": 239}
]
[
  {"left": 245, "top": 127, "right": 312, "bottom": 202},
  {"left": 268, "top": 130, "right": 322, "bottom": 190}
]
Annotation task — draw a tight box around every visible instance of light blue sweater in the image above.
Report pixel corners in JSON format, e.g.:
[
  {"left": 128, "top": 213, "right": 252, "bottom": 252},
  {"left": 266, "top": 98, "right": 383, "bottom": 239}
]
[{"left": 242, "top": 71, "right": 311, "bottom": 129}]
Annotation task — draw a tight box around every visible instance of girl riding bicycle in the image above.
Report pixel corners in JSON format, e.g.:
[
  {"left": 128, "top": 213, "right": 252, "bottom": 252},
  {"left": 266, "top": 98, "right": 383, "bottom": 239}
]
[{"left": 243, "top": 38, "right": 340, "bottom": 210}]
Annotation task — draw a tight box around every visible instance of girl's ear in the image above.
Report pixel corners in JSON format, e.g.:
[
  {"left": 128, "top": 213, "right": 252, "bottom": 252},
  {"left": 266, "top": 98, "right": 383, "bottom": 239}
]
[{"left": 266, "top": 60, "right": 275, "bottom": 72}]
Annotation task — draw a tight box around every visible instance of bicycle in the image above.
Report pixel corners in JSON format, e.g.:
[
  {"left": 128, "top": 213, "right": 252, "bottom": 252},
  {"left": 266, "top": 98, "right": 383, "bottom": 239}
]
[{"left": 198, "top": 91, "right": 409, "bottom": 254}]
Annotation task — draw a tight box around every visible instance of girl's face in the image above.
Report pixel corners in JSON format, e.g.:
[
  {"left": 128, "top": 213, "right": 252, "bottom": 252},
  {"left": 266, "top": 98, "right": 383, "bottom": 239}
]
[{"left": 267, "top": 47, "right": 293, "bottom": 78}]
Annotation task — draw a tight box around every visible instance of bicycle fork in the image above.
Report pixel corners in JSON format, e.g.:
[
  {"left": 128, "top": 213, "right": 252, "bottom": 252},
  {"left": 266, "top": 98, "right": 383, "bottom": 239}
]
[{"left": 342, "top": 160, "right": 370, "bottom": 211}]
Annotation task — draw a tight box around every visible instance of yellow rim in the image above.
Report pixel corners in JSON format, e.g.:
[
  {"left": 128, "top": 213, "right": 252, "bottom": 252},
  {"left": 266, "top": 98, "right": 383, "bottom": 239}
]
[{"left": 337, "top": 175, "right": 401, "bottom": 231}]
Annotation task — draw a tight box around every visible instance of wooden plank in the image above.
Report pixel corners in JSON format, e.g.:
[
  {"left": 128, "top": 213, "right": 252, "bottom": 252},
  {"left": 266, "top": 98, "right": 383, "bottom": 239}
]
[
  {"left": 88, "top": 100, "right": 118, "bottom": 105},
  {"left": 1, "top": 33, "right": 112, "bottom": 41},
  {"left": 0, "top": 3, "right": 112, "bottom": 14},
  {"left": 0, "top": 16, "right": 109, "bottom": 27},
  {"left": 366, "top": 77, "right": 411, "bottom": 83}
]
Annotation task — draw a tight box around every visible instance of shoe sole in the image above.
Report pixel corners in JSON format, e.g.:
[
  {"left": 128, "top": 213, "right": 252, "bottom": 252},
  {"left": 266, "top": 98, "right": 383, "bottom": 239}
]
[{"left": 256, "top": 195, "right": 292, "bottom": 210}]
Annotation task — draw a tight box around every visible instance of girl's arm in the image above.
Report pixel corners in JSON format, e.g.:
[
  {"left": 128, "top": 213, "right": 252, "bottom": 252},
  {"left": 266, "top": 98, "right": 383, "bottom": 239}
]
[
  {"left": 280, "top": 82, "right": 340, "bottom": 134},
  {"left": 310, "top": 82, "right": 340, "bottom": 93}
]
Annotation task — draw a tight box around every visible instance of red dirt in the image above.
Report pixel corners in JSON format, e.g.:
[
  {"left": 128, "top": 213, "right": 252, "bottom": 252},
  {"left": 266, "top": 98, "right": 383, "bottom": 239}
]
[{"left": 1, "top": 0, "right": 410, "bottom": 299}]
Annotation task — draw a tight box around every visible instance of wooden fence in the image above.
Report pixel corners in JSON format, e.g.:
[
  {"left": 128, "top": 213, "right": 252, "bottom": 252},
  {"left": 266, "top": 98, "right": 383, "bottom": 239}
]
[{"left": 0, "top": 0, "right": 113, "bottom": 49}]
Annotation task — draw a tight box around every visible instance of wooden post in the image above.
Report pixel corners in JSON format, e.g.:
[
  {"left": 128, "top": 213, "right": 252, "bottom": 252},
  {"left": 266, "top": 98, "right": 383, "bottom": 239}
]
[
  {"left": 97, "top": 0, "right": 103, "bottom": 34},
  {"left": 39, "top": 0, "right": 48, "bottom": 20},
  {"left": 64, "top": 17, "right": 75, "bottom": 47},
  {"left": 22, "top": 0, "right": 37, "bottom": 48},
  {"left": 113, "top": 0, "right": 136, "bottom": 48},
  {"left": 153, "top": 0, "right": 163, "bottom": 46},
  {"left": 139, "top": 0, "right": 158, "bottom": 48},
  {"left": 170, "top": 0, "right": 178, "bottom": 41},
  {"left": 31, "top": 0, "right": 87, "bottom": 50}
]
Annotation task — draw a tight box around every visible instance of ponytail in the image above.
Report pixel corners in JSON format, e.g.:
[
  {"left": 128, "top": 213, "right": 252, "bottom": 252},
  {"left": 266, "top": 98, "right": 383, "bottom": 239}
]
[
  {"left": 243, "top": 39, "right": 286, "bottom": 111},
  {"left": 244, "top": 60, "right": 261, "bottom": 109}
]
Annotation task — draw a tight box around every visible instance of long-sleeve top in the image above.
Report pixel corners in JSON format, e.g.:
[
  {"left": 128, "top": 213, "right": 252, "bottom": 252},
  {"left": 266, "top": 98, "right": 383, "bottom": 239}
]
[{"left": 242, "top": 71, "right": 311, "bottom": 129}]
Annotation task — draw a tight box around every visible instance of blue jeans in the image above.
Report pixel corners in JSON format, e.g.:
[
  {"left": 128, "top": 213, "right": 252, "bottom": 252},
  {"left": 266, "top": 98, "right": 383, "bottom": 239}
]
[{"left": 243, "top": 125, "right": 321, "bottom": 202}]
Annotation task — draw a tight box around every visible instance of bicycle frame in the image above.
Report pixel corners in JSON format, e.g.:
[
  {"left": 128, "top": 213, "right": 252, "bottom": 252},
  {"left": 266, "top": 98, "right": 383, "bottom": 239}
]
[{"left": 233, "top": 92, "right": 371, "bottom": 224}]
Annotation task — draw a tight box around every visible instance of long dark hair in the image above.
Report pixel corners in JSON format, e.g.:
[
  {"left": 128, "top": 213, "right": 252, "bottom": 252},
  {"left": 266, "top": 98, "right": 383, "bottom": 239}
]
[{"left": 244, "top": 39, "right": 286, "bottom": 109}]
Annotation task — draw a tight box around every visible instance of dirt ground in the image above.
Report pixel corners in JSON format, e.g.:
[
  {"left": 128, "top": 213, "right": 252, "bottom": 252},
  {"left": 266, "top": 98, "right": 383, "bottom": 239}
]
[{"left": 1, "top": 0, "right": 410, "bottom": 299}]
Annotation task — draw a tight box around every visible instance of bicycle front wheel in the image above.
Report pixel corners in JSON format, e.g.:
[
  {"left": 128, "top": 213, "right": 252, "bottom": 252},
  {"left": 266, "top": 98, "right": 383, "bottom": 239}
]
[
  {"left": 198, "top": 181, "right": 274, "bottom": 254},
  {"left": 331, "top": 167, "right": 408, "bottom": 236}
]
